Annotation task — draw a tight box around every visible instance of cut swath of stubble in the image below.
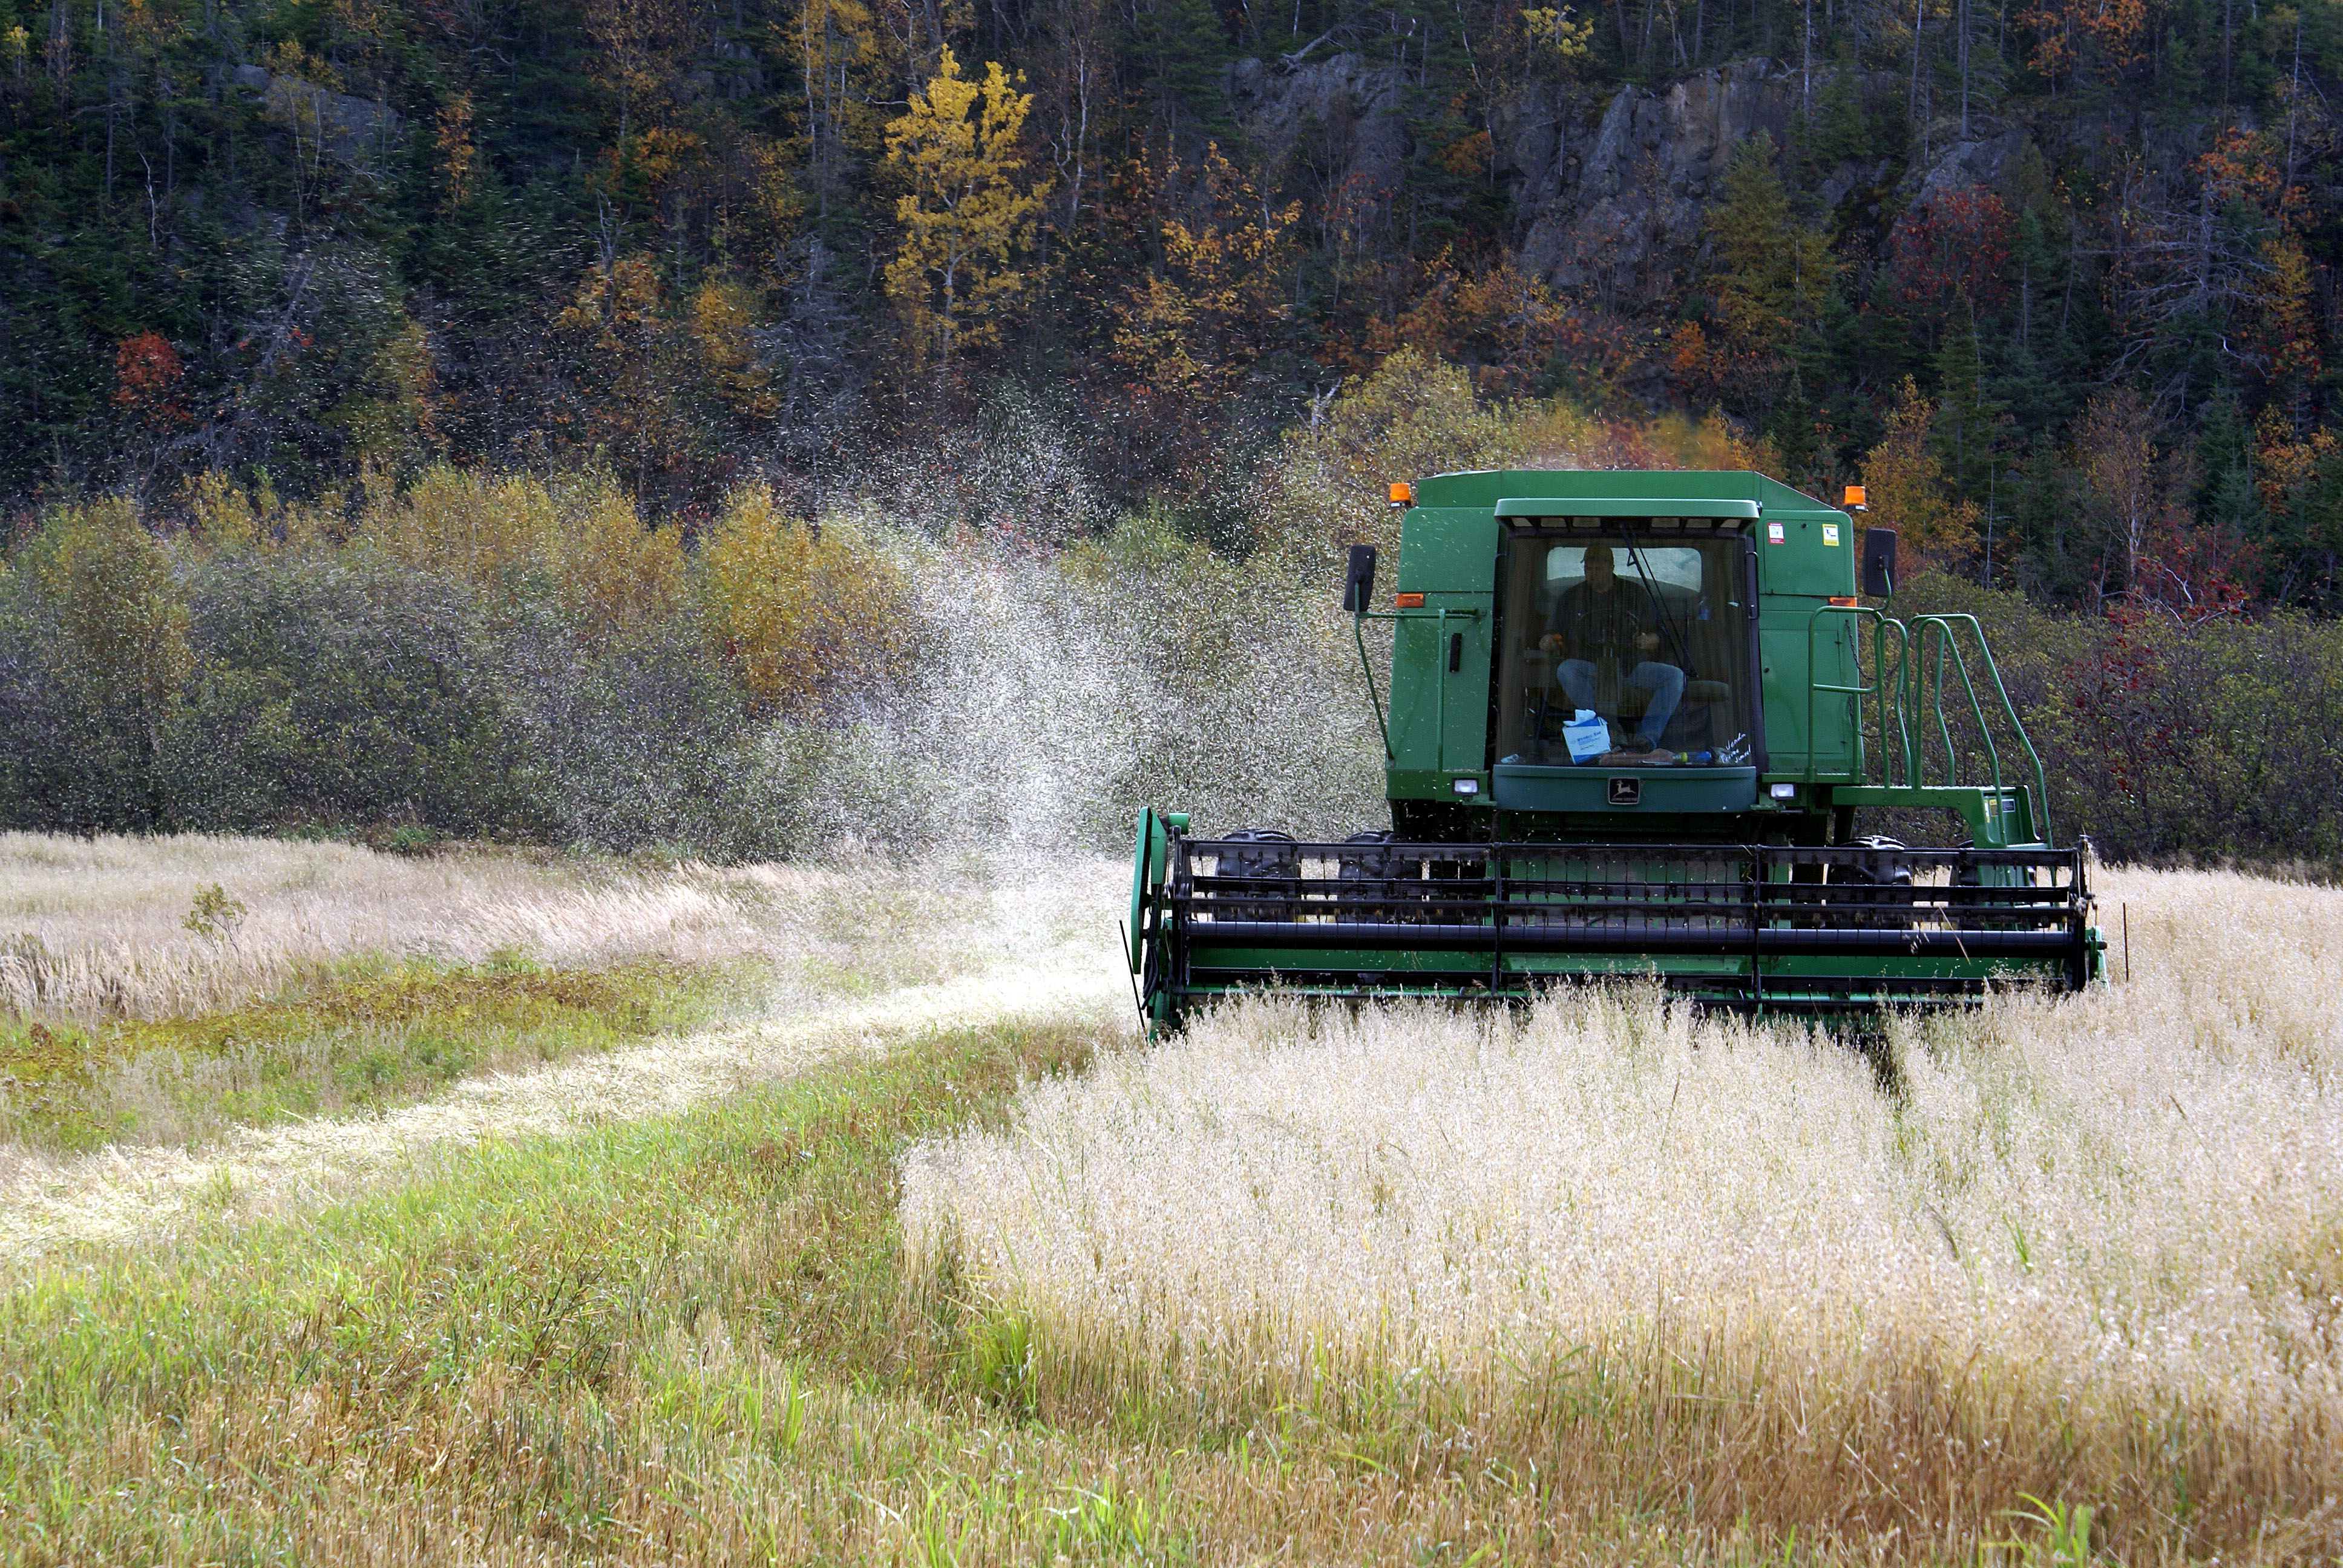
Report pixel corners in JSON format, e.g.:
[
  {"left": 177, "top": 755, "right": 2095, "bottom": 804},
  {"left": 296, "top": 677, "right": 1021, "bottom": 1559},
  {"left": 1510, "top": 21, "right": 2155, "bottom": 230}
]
[
  {"left": 0, "top": 945, "right": 1130, "bottom": 1258},
  {"left": 0, "top": 834, "right": 1135, "bottom": 1257},
  {"left": 902, "top": 866, "right": 2343, "bottom": 1558}
]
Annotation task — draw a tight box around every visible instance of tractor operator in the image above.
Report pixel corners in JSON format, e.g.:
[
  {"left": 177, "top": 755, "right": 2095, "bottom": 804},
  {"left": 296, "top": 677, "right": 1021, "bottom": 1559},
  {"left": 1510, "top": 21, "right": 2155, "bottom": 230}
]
[{"left": 1539, "top": 542, "right": 1684, "bottom": 757}]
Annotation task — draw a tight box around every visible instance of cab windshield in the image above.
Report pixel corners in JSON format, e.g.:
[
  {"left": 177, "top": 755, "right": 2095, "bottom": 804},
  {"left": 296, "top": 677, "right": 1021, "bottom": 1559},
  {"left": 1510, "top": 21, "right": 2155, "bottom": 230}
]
[{"left": 1493, "top": 523, "right": 1757, "bottom": 766}]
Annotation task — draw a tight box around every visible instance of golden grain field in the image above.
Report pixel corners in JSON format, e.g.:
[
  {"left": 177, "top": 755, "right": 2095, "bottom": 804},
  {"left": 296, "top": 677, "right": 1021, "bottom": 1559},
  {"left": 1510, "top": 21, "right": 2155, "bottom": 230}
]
[{"left": 6, "top": 840, "right": 2340, "bottom": 1561}]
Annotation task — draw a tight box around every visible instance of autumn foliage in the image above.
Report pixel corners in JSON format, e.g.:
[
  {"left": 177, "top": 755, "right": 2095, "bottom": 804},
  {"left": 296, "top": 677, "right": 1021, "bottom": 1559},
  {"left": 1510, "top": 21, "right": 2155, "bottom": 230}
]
[
  {"left": 8, "top": 337, "right": 2343, "bottom": 873},
  {"left": 1, "top": 0, "right": 2335, "bottom": 631},
  {"left": 113, "top": 333, "right": 188, "bottom": 428},
  {"left": 883, "top": 48, "right": 1050, "bottom": 365},
  {"left": 1860, "top": 378, "right": 1982, "bottom": 567},
  {"left": 701, "top": 485, "right": 920, "bottom": 719}
]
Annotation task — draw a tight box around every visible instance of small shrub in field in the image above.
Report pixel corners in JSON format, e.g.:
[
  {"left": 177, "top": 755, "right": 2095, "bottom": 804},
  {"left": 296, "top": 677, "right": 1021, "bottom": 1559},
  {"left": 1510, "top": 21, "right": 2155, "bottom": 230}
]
[
  {"left": 376, "top": 823, "right": 444, "bottom": 855},
  {"left": 181, "top": 884, "right": 246, "bottom": 940}
]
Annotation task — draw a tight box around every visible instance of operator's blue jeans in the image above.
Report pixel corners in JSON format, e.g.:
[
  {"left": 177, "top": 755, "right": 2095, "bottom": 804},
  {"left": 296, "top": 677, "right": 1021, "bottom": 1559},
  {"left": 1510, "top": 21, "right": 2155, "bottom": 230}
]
[{"left": 1558, "top": 659, "right": 1685, "bottom": 749}]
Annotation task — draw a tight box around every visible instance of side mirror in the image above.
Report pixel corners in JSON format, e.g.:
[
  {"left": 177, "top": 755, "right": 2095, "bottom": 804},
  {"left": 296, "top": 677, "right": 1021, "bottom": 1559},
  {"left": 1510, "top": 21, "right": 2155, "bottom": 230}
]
[
  {"left": 1343, "top": 544, "right": 1378, "bottom": 613},
  {"left": 1861, "top": 528, "right": 1898, "bottom": 597}
]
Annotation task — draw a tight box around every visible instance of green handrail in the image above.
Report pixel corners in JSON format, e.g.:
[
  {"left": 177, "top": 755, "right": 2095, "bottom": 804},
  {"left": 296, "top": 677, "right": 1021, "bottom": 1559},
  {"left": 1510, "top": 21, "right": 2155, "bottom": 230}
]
[
  {"left": 1918, "top": 623, "right": 2005, "bottom": 797},
  {"left": 1878, "top": 615, "right": 1915, "bottom": 786},
  {"left": 1906, "top": 614, "right": 2054, "bottom": 844},
  {"left": 1353, "top": 615, "right": 1394, "bottom": 761},
  {"left": 1798, "top": 609, "right": 2050, "bottom": 843}
]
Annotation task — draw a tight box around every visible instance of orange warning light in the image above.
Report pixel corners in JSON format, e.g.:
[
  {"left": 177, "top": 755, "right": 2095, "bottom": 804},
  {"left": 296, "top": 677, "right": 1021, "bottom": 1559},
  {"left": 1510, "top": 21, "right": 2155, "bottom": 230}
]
[
  {"left": 1842, "top": 485, "right": 1868, "bottom": 511},
  {"left": 1388, "top": 481, "right": 1415, "bottom": 506}
]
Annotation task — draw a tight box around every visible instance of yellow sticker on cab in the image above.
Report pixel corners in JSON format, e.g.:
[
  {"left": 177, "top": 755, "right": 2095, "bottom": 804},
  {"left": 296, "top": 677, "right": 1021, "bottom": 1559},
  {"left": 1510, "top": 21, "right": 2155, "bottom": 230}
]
[{"left": 1823, "top": 523, "right": 1841, "bottom": 546}]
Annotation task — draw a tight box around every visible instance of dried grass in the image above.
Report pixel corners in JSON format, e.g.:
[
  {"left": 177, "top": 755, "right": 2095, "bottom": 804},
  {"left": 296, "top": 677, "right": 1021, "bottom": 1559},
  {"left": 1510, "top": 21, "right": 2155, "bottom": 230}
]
[
  {"left": 0, "top": 832, "right": 987, "bottom": 1025},
  {"left": 903, "top": 864, "right": 2343, "bottom": 1558}
]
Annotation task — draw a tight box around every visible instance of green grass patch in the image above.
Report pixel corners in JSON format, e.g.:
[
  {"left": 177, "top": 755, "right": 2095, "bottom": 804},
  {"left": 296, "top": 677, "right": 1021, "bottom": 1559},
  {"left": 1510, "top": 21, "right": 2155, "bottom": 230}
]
[
  {"left": 0, "top": 955, "right": 750, "bottom": 1153},
  {"left": 0, "top": 1019, "right": 1120, "bottom": 1565}
]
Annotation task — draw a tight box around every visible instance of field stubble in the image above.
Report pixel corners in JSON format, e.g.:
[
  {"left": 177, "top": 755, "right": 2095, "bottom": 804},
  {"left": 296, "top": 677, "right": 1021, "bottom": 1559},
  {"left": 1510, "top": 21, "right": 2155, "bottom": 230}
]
[{"left": 903, "top": 865, "right": 2343, "bottom": 1561}]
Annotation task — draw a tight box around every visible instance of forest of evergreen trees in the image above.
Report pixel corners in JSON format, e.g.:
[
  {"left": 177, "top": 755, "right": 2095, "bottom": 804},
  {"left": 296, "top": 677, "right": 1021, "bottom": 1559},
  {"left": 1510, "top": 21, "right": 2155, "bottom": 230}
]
[{"left": 4, "top": 0, "right": 2342, "bottom": 613}]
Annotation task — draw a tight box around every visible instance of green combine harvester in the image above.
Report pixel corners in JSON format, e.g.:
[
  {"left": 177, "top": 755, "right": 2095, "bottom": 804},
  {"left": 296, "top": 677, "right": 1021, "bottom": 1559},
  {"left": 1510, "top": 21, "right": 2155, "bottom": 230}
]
[{"left": 1127, "top": 470, "right": 2105, "bottom": 1029}]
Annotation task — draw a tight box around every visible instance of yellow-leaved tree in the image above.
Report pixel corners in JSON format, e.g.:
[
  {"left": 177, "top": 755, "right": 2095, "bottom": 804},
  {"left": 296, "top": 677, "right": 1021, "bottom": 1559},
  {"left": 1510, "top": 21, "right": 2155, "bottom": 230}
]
[
  {"left": 558, "top": 480, "right": 687, "bottom": 639},
  {"left": 700, "top": 485, "right": 921, "bottom": 719},
  {"left": 690, "top": 279, "right": 779, "bottom": 423},
  {"left": 362, "top": 464, "right": 564, "bottom": 598},
  {"left": 1251, "top": 348, "right": 1528, "bottom": 568},
  {"left": 883, "top": 48, "right": 1049, "bottom": 365},
  {"left": 1859, "top": 378, "right": 1981, "bottom": 567},
  {"left": 188, "top": 470, "right": 281, "bottom": 550},
  {"left": 357, "top": 466, "right": 687, "bottom": 634}
]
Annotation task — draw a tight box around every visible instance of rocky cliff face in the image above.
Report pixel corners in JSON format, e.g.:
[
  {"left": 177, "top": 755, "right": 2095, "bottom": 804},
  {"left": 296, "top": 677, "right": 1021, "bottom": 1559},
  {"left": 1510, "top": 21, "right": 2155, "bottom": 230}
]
[
  {"left": 1506, "top": 59, "right": 1812, "bottom": 307},
  {"left": 1224, "top": 53, "right": 1415, "bottom": 201},
  {"left": 1225, "top": 53, "right": 2039, "bottom": 313},
  {"left": 232, "top": 65, "right": 405, "bottom": 172}
]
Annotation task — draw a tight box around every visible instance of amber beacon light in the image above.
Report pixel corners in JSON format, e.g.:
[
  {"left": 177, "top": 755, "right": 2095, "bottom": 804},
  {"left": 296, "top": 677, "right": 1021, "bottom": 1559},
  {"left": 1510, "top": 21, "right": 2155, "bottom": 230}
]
[
  {"left": 1388, "top": 481, "right": 1415, "bottom": 507},
  {"left": 1842, "top": 485, "right": 1868, "bottom": 511}
]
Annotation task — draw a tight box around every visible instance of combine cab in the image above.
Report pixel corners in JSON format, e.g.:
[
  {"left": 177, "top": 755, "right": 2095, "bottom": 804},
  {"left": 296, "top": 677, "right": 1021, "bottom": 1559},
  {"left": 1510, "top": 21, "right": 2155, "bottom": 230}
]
[{"left": 1129, "top": 471, "right": 2104, "bottom": 1030}]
